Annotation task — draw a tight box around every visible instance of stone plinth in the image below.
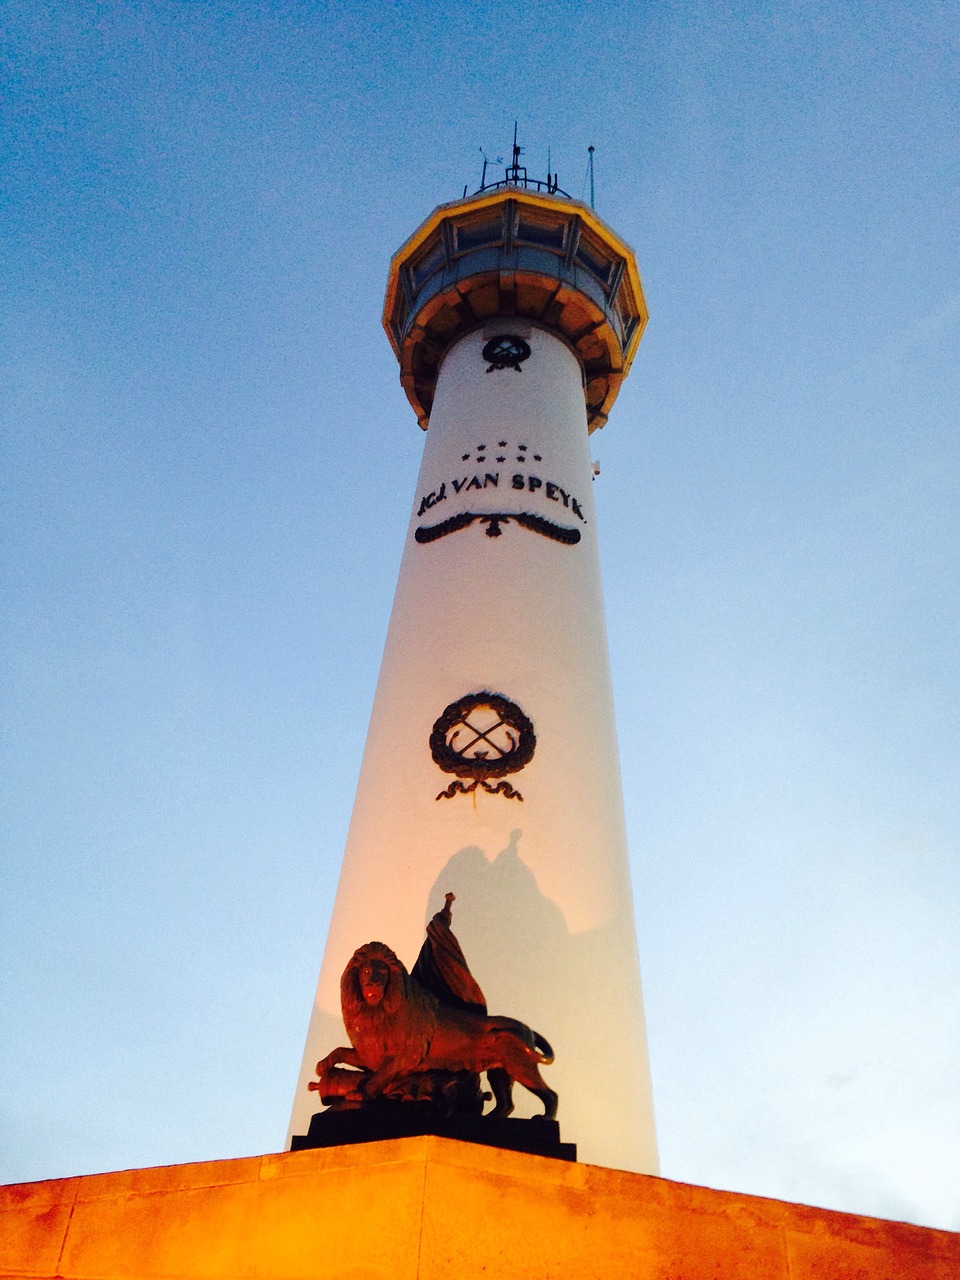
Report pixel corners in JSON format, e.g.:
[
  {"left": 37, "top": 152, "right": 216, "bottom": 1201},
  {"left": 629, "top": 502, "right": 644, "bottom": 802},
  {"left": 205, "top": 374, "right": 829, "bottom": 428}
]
[{"left": 2, "top": 1138, "right": 957, "bottom": 1279}]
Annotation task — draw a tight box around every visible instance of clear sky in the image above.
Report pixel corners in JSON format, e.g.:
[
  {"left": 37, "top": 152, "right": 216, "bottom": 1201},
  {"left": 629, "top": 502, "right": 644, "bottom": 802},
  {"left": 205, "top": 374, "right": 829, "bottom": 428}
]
[{"left": 2, "top": 0, "right": 958, "bottom": 1233}]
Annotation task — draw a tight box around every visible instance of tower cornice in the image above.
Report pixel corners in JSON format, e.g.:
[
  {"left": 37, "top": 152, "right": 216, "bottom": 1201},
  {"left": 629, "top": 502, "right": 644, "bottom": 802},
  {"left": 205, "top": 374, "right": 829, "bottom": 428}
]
[{"left": 383, "top": 187, "right": 648, "bottom": 432}]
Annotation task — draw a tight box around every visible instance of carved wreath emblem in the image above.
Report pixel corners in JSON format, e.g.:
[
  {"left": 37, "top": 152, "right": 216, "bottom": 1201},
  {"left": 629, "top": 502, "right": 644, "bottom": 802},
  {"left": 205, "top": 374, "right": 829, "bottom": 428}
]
[
  {"left": 482, "top": 334, "right": 531, "bottom": 372},
  {"left": 430, "top": 692, "right": 535, "bottom": 801}
]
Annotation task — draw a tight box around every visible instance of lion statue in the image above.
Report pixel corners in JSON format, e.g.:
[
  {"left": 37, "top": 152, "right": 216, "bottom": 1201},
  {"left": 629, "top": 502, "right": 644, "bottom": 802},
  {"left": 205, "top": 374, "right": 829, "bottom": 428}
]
[{"left": 312, "top": 895, "right": 557, "bottom": 1120}]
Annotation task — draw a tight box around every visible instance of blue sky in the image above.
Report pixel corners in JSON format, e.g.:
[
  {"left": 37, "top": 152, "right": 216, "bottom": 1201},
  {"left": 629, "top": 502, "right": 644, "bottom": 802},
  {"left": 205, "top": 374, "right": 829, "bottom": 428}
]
[{"left": 2, "top": 0, "right": 958, "bottom": 1231}]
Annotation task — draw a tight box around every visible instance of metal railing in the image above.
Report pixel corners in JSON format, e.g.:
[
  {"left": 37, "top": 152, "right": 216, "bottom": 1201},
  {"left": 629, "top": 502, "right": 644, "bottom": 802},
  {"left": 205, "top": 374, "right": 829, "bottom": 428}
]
[{"left": 470, "top": 173, "right": 571, "bottom": 199}]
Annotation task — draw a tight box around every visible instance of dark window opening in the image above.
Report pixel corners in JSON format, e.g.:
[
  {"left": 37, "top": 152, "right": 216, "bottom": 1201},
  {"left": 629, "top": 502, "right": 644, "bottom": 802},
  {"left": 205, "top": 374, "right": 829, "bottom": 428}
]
[
  {"left": 574, "top": 240, "right": 615, "bottom": 286},
  {"left": 515, "top": 218, "right": 567, "bottom": 251},
  {"left": 454, "top": 219, "right": 503, "bottom": 253},
  {"left": 411, "top": 240, "right": 446, "bottom": 288}
]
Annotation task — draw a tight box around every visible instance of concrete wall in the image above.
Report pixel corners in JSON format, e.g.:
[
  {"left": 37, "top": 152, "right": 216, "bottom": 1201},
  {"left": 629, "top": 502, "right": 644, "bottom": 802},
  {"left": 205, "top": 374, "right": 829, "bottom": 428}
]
[{"left": 3, "top": 1140, "right": 958, "bottom": 1279}]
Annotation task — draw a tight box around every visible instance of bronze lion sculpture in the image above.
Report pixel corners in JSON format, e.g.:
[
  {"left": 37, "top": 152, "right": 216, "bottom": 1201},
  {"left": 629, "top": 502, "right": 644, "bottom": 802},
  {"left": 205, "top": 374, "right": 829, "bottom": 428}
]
[{"left": 312, "top": 896, "right": 557, "bottom": 1120}]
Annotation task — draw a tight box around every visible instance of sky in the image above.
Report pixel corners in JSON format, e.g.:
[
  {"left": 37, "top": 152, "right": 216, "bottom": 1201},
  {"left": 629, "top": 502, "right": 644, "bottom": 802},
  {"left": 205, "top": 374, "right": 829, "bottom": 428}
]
[{"left": 2, "top": 0, "right": 958, "bottom": 1234}]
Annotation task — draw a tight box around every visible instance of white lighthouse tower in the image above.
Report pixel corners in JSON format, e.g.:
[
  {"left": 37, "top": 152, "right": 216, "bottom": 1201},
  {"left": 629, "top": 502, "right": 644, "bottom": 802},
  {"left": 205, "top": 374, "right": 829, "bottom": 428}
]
[{"left": 290, "top": 148, "right": 658, "bottom": 1174}]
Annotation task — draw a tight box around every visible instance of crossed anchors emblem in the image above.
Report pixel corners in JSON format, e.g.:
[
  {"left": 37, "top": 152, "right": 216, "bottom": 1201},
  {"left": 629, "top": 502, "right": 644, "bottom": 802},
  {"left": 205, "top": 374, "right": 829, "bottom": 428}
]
[{"left": 430, "top": 692, "right": 536, "bottom": 801}]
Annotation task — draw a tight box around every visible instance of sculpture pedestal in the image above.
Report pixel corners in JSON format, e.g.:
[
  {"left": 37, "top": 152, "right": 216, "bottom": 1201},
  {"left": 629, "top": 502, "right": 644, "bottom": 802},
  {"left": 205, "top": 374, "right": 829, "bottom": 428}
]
[
  {"left": 3, "top": 1137, "right": 958, "bottom": 1279},
  {"left": 291, "top": 1108, "right": 576, "bottom": 1161}
]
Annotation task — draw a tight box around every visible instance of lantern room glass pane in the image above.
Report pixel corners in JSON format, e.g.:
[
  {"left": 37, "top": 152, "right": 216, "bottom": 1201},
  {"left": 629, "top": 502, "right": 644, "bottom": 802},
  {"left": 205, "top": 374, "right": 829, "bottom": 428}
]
[
  {"left": 515, "top": 216, "right": 567, "bottom": 252},
  {"left": 411, "top": 239, "right": 446, "bottom": 288},
  {"left": 454, "top": 217, "right": 503, "bottom": 253},
  {"left": 574, "top": 232, "right": 616, "bottom": 289}
]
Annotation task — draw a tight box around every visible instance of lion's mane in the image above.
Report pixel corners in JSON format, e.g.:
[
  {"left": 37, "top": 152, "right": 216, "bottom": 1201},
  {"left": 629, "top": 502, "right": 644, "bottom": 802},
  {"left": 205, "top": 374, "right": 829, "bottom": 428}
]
[{"left": 341, "top": 941, "right": 439, "bottom": 1074}]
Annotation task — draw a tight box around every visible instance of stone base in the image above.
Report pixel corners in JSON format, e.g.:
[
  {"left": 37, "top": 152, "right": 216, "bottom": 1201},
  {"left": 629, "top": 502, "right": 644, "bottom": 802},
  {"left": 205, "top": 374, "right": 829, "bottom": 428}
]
[
  {"left": 3, "top": 1137, "right": 958, "bottom": 1279},
  {"left": 291, "top": 1107, "right": 576, "bottom": 1160}
]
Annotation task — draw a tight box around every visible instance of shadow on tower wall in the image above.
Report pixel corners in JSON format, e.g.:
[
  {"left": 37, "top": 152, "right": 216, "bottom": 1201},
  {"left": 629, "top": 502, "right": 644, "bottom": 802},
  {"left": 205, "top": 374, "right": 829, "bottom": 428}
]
[{"left": 424, "top": 829, "right": 649, "bottom": 1130}]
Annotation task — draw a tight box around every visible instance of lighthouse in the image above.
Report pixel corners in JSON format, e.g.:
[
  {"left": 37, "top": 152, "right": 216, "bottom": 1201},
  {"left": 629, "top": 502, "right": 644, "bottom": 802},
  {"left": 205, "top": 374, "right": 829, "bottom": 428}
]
[
  {"left": 8, "top": 152, "right": 954, "bottom": 1280},
  {"left": 289, "top": 147, "right": 658, "bottom": 1174}
]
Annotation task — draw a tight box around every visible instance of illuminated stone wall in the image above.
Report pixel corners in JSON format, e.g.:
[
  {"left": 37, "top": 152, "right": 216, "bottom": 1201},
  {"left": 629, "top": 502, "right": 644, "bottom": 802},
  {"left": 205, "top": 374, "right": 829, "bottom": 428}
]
[{"left": 3, "top": 1141, "right": 958, "bottom": 1279}]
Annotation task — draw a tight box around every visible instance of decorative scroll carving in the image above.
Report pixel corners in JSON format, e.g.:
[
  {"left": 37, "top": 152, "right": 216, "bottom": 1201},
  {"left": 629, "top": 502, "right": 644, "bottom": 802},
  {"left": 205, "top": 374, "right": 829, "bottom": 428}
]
[
  {"left": 435, "top": 778, "right": 525, "bottom": 801},
  {"left": 415, "top": 510, "right": 581, "bottom": 545},
  {"left": 310, "top": 894, "right": 558, "bottom": 1120}
]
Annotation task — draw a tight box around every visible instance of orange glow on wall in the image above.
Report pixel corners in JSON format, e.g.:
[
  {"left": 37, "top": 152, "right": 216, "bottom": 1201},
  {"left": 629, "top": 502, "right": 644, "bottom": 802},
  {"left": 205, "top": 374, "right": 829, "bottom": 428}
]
[{"left": 3, "top": 1139, "right": 958, "bottom": 1279}]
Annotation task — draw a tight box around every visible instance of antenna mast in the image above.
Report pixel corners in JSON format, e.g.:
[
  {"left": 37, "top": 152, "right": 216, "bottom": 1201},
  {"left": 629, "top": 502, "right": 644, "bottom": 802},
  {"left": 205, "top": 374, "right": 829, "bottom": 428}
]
[
  {"left": 505, "top": 120, "right": 527, "bottom": 186},
  {"left": 468, "top": 130, "right": 568, "bottom": 198}
]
